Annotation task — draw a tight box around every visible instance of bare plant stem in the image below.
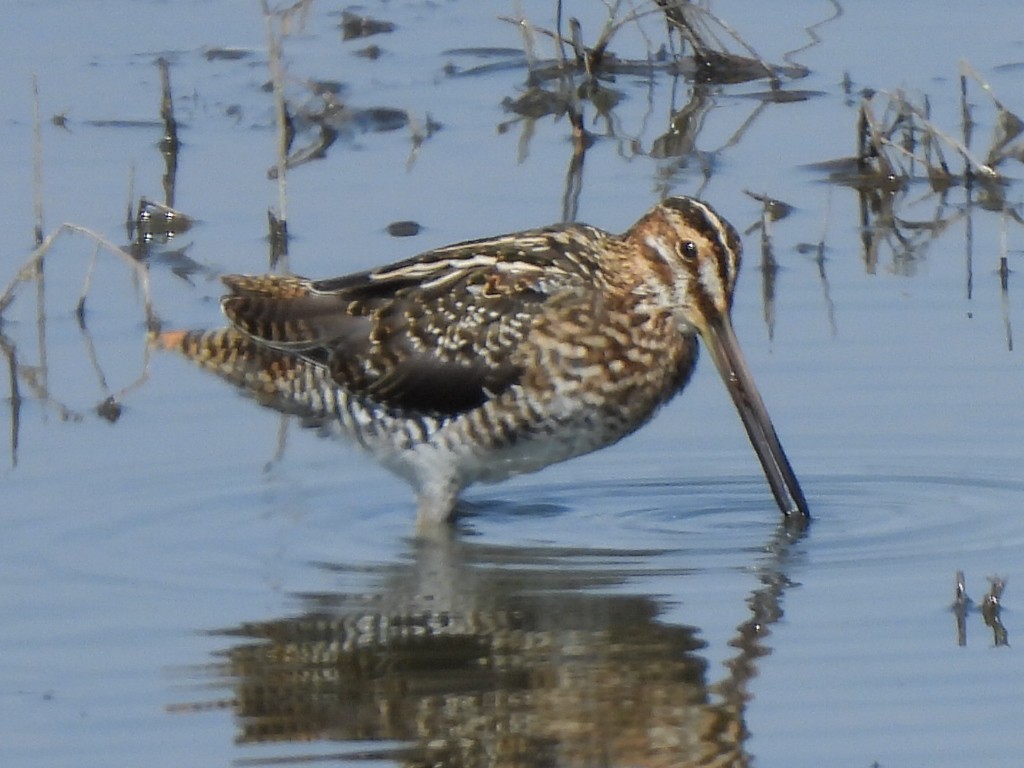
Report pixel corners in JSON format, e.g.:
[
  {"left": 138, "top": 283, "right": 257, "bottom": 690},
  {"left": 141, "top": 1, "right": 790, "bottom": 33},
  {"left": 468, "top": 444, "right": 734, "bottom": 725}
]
[
  {"left": 31, "top": 75, "right": 44, "bottom": 246},
  {"left": 261, "top": 0, "right": 290, "bottom": 268}
]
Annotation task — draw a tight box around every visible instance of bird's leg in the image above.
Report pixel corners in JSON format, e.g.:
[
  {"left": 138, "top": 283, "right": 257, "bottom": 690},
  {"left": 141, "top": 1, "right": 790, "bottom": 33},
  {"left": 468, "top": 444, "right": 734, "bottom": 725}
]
[{"left": 415, "top": 476, "right": 462, "bottom": 527}]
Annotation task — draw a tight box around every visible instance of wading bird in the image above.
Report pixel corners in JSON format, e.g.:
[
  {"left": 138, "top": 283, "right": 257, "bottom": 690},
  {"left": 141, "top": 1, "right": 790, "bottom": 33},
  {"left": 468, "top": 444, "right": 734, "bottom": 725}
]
[{"left": 159, "top": 196, "right": 809, "bottom": 525}]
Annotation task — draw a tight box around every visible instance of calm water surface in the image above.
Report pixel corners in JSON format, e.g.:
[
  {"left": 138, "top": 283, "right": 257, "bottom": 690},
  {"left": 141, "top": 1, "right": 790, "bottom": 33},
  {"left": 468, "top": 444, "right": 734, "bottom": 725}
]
[{"left": 2, "top": 2, "right": 1023, "bottom": 767}]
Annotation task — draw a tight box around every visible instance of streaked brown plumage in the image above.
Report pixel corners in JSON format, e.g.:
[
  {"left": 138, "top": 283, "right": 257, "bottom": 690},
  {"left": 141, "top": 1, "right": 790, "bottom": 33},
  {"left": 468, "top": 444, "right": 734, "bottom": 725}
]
[{"left": 158, "top": 196, "right": 809, "bottom": 525}]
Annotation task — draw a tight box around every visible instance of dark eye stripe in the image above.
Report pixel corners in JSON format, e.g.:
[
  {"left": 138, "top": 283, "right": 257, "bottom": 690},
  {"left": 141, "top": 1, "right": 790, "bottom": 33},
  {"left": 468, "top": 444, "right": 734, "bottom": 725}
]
[{"left": 664, "top": 197, "right": 741, "bottom": 293}]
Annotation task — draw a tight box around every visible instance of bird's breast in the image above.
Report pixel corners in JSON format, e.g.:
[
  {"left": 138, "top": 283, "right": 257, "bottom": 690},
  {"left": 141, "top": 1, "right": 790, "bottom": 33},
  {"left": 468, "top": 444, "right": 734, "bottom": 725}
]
[{"left": 514, "top": 305, "right": 698, "bottom": 425}]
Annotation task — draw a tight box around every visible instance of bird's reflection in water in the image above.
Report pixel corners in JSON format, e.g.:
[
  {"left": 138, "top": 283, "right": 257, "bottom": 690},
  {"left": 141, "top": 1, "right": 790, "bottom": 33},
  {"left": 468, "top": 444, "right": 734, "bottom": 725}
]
[{"left": 180, "top": 522, "right": 804, "bottom": 767}]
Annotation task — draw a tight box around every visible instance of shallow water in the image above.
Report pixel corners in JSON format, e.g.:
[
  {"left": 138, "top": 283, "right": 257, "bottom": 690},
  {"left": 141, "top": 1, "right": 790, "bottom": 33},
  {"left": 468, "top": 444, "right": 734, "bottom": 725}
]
[{"left": 2, "top": 2, "right": 1023, "bottom": 767}]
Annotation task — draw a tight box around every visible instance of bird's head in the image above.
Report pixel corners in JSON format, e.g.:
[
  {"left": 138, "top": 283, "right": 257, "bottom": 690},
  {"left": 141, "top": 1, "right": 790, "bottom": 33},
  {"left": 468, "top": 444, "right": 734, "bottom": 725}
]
[
  {"left": 626, "top": 195, "right": 809, "bottom": 519},
  {"left": 625, "top": 195, "right": 742, "bottom": 335}
]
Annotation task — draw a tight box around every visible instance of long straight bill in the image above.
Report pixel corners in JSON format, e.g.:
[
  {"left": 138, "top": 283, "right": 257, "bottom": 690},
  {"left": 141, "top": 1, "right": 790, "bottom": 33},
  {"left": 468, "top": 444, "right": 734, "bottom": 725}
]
[{"left": 702, "top": 315, "right": 810, "bottom": 518}]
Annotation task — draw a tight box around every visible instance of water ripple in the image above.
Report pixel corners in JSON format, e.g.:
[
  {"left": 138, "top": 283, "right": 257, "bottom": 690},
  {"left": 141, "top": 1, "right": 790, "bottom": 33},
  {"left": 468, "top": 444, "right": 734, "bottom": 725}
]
[{"left": 470, "top": 471, "right": 1024, "bottom": 569}]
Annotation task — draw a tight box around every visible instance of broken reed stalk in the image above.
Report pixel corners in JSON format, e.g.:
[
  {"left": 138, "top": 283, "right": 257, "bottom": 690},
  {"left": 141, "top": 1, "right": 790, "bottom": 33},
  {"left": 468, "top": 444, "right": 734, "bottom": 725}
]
[
  {"left": 758, "top": 200, "right": 777, "bottom": 340},
  {"left": 553, "top": 0, "right": 568, "bottom": 68},
  {"left": 857, "top": 97, "right": 897, "bottom": 178},
  {"left": 157, "top": 58, "right": 180, "bottom": 207},
  {"left": 34, "top": 233, "right": 48, "bottom": 410},
  {"left": 963, "top": 172, "right": 975, "bottom": 301},
  {"left": 0, "top": 334, "right": 21, "bottom": 467},
  {"left": 959, "top": 72, "right": 973, "bottom": 151},
  {"left": 28, "top": 75, "right": 49, "bottom": 397},
  {"left": 258, "top": 0, "right": 294, "bottom": 454},
  {"left": 959, "top": 59, "right": 1002, "bottom": 110},
  {"left": 586, "top": 0, "right": 629, "bottom": 68},
  {"left": 503, "top": 2, "right": 665, "bottom": 75},
  {"left": 158, "top": 58, "right": 178, "bottom": 151},
  {"left": 855, "top": 99, "right": 872, "bottom": 169},
  {"left": 125, "top": 161, "right": 136, "bottom": 239},
  {"left": 880, "top": 89, "right": 998, "bottom": 180},
  {"left": 952, "top": 570, "right": 969, "bottom": 646},
  {"left": 999, "top": 212, "right": 1013, "bottom": 351},
  {"left": 260, "top": 0, "right": 290, "bottom": 267},
  {"left": 32, "top": 74, "right": 44, "bottom": 246}
]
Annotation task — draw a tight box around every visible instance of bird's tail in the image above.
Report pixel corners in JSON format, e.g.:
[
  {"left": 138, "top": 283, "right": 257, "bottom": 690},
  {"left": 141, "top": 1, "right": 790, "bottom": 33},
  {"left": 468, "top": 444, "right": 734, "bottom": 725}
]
[{"left": 152, "top": 327, "right": 340, "bottom": 427}]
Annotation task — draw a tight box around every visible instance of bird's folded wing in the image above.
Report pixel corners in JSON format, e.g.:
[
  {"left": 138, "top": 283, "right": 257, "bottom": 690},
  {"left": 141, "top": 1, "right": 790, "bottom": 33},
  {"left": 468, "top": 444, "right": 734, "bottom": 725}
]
[{"left": 221, "top": 231, "right": 599, "bottom": 416}]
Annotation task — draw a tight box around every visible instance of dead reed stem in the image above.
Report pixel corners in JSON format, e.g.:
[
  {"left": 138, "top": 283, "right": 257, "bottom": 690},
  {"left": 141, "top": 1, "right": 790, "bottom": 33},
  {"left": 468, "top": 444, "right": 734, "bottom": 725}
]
[
  {"left": 261, "top": 0, "right": 290, "bottom": 268},
  {"left": 157, "top": 58, "right": 180, "bottom": 207},
  {"left": 31, "top": 75, "right": 44, "bottom": 246},
  {"left": 0, "top": 334, "right": 21, "bottom": 467},
  {"left": 999, "top": 213, "right": 1013, "bottom": 351}
]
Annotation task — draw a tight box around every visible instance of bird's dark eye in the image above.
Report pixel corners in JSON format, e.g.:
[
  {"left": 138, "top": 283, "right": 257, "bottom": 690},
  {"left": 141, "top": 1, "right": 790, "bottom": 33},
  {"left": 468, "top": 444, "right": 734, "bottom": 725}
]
[{"left": 681, "top": 240, "right": 698, "bottom": 260}]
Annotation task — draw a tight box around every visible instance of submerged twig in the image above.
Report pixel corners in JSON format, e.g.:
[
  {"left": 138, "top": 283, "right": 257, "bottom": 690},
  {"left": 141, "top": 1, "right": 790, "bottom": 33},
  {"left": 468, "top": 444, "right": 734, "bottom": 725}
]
[
  {"left": 0, "top": 224, "right": 157, "bottom": 451},
  {"left": 0, "top": 224, "right": 155, "bottom": 327}
]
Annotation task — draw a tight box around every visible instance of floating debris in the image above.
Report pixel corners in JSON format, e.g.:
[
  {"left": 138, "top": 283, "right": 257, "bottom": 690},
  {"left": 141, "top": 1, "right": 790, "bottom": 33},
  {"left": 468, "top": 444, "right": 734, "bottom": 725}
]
[
  {"left": 82, "top": 119, "right": 164, "bottom": 129},
  {"left": 96, "top": 396, "right": 123, "bottom": 423},
  {"left": 203, "top": 46, "right": 252, "bottom": 62},
  {"left": 743, "top": 190, "right": 795, "bottom": 222},
  {"left": 354, "top": 44, "right": 382, "bottom": 60},
  {"left": 340, "top": 11, "right": 395, "bottom": 41},
  {"left": 136, "top": 198, "right": 193, "bottom": 243},
  {"left": 308, "top": 79, "right": 345, "bottom": 97},
  {"left": 386, "top": 220, "right": 421, "bottom": 238}
]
